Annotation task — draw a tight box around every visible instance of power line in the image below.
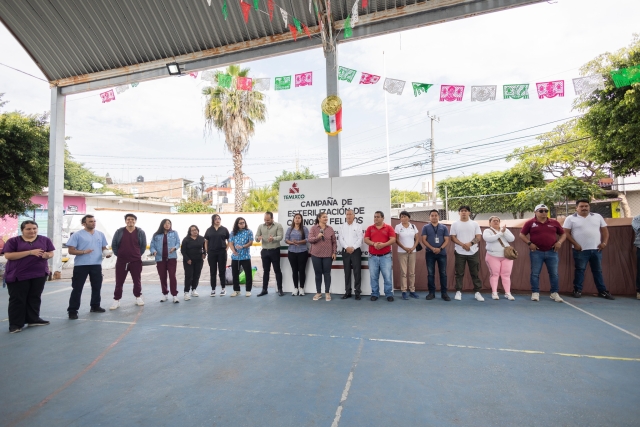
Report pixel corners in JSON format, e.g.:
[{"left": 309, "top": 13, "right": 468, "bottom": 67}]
[{"left": 0, "top": 62, "right": 48, "bottom": 82}]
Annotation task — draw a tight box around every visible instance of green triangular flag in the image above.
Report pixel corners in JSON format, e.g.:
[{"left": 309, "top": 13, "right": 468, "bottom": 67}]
[
  {"left": 293, "top": 17, "right": 302, "bottom": 33},
  {"left": 218, "top": 74, "right": 232, "bottom": 88},
  {"left": 610, "top": 64, "right": 640, "bottom": 88},
  {"left": 343, "top": 15, "right": 352, "bottom": 39},
  {"left": 222, "top": 0, "right": 228, "bottom": 20},
  {"left": 254, "top": 0, "right": 259, "bottom": 10},
  {"left": 411, "top": 82, "right": 433, "bottom": 97}
]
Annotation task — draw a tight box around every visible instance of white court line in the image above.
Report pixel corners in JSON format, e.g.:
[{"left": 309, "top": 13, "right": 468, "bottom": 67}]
[
  {"left": 563, "top": 301, "right": 640, "bottom": 341},
  {"left": 48, "top": 316, "right": 135, "bottom": 325},
  {"left": 331, "top": 339, "right": 364, "bottom": 427},
  {"left": 369, "top": 338, "right": 425, "bottom": 345},
  {"left": 42, "top": 287, "right": 72, "bottom": 296}
]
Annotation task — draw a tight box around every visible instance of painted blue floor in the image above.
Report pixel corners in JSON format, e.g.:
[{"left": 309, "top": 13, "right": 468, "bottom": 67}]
[{"left": 1, "top": 281, "right": 639, "bottom": 427}]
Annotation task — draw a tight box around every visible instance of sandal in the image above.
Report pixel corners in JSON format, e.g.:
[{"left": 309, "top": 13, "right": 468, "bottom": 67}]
[
  {"left": 326, "top": 293, "right": 331, "bottom": 301},
  {"left": 313, "top": 293, "right": 322, "bottom": 301}
]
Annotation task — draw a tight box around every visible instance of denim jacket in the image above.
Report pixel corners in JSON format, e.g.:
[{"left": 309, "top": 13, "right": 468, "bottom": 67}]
[{"left": 149, "top": 230, "right": 181, "bottom": 261}]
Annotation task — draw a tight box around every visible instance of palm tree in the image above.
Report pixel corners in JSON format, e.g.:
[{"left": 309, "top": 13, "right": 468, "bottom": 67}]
[
  {"left": 243, "top": 186, "right": 278, "bottom": 212},
  {"left": 203, "top": 65, "right": 267, "bottom": 211}
]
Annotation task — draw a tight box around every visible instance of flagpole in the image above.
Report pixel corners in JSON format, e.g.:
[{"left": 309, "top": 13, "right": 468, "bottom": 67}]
[{"left": 383, "top": 51, "right": 390, "bottom": 175}]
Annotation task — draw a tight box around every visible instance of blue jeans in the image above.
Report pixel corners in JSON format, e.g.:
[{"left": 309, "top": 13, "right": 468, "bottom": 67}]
[
  {"left": 369, "top": 253, "right": 393, "bottom": 297},
  {"left": 425, "top": 252, "right": 448, "bottom": 294},
  {"left": 573, "top": 249, "right": 606, "bottom": 293},
  {"left": 529, "top": 250, "right": 559, "bottom": 293}
]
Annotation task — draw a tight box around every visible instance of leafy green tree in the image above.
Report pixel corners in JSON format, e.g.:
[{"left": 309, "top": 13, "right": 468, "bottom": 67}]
[
  {"left": 64, "top": 147, "right": 106, "bottom": 192},
  {"left": 437, "top": 169, "right": 545, "bottom": 218},
  {"left": 390, "top": 189, "right": 423, "bottom": 206},
  {"left": 0, "top": 111, "right": 50, "bottom": 217},
  {"left": 575, "top": 35, "right": 640, "bottom": 176},
  {"left": 175, "top": 198, "right": 216, "bottom": 213},
  {"left": 0, "top": 93, "right": 7, "bottom": 109},
  {"left": 243, "top": 186, "right": 278, "bottom": 212},
  {"left": 514, "top": 176, "right": 603, "bottom": 214},
  {"left": 203, "top": 65, "right": 267, "bottom": 211},
  {"left": 271, "top": 167, "right": 318, "bottom": 191}
]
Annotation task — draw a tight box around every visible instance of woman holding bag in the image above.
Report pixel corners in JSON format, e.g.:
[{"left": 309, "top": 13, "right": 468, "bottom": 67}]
[{"left": 483, "top": 216, "right": 516, "bottom": 300}]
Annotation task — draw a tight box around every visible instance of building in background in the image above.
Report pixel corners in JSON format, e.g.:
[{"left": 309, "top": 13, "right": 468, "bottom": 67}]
[
  {"left": 205, "top": 175, "right": 253, "bottom": 212},
  {"left": 108, "top": 177, "right": 193, "bottom": 203}
]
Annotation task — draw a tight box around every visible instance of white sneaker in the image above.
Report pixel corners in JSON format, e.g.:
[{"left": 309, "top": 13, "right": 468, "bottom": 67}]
[
  {"left": 492, "top": 292, "right": 499, "bottom": 300},
  {"left": 230, "top": 291, "right": 241, "bottom": 297},
  {"left": 160, "top": 294, "right": 168, "bottom": 302},
  {"left": 173, "top": 296, "right": 179, "bottom": 303},
  {"left": 184, "top": 292, "right": 191, "bottom": 301},
  {"left": 505, "top": 293, "right": 515, "bottom": 301},
  {"left": 210, "top": 290, "right": 216, "bottom": 297},
  {"left": 531, "top": 292, "right": 540, "bottom": 301},
  {"left": 245, "top": 291, "right": 251, "bottom": 297},
  {"left": 110, "top": 299, "right": 120, "bottom": 310},
  {"left": 454, "top": 291, "right": 462, "bottom": 301},
  {"left": 135, "top": 297, "right": 145, "bottom": 306},
  {"left": 299, "top": 288, "right": 305, "bottom": 296},
  {"left": 475, "top": 292, "right": 485, "bottom": 302},
  {"left": 550, "top": 292, "right": 564, "bottom": 303},
  {"left": 292, "top": 288, "right": 299, "bottom": 296},
  {"left": 191, "top": 290, "right": 199, "bottom": 297},
  {"left": 220, "top": 289, "right": 226, "bottom": 296}
]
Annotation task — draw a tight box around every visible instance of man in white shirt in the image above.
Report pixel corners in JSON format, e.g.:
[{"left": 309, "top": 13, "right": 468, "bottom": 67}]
[
  {"left": 449, "top": 206, "right": 484, "bottom": 301},
  {"left": 563, "top": 199, "right": 614, "bottom": 300},
  {"left": 339, "top": 209, "right": 363, "bottom": 300}
]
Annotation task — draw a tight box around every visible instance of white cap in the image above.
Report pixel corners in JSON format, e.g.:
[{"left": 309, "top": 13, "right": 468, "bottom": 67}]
[{"left": 534, "top": 204, "right": 549, "bottom": 212}]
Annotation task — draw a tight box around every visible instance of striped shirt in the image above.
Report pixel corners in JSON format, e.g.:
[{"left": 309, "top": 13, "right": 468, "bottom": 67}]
[{"left": 308, "top": 225, "right": 337, "bottom": 258}]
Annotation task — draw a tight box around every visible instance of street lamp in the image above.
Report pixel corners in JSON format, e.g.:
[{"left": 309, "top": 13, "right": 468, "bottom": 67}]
[{"left": 166, "top": 63, "right": 181, "bottom": 76}]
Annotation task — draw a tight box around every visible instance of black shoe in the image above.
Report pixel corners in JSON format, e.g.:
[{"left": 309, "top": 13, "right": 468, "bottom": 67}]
[
  {"left": 572, "top": 290, "right": 582, "bottom": 298},
  {"left": 277, "top": 290, "right": 284, "bottom": 296},
  {"left": 341, "top": 293, "right": 352, "bottom": 299},
  {"left": 69, "top": 312, "right": 79, "bottom": 320},
  {"left": 425, "top": 293, "right": 436, "bottom": 300},
  {"left": 257, "top": 290, "right": 268, "bottom": 297},
  {"left": 355, "top": 294, "right": 361, "bottom": 300},
  {"left": 28, "top": 319, "right": 50, "bottom": 326},
  {"left": 387, "top": 296, "right": 394, "bottom": 302},
  {"left": 441, "top": 294, "right": 451, "bottom": 301},
  {"left": 598, "top": 291, "right": 615, "bottom": 300},
  {"left": 90, "top": 307, "right": 106, "bottom": 313},
  {"left": 9, "top": 325, "right": 22, "bottom": 333},
  {"left": 370, "top": 296, "right": 378, "bottom": 301}
]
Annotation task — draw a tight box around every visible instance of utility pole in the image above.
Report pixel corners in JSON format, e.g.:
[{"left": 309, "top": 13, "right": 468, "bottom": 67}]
[
  {"left": 426, "top": 111, "right": 440, "bottom": 202},
  {"left": 200, "top": 175, "right": 205, "bottom": 200}
]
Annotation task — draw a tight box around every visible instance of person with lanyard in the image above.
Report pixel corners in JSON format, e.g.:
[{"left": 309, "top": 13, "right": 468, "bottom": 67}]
[
  {"left": 204, "top": 214, "right": 230, "bottom": 297},
  {"left": 338, "top": 209, "right": 364, "bottom": 300},
  {"left": 307, "top": 212, "right": 337, "bottom": 301},
  {"left": 519, "top": 204, "right": 566, "bottom": 303},
  {"left": 255, "top": 211, "right": 284, "bottom": 297},
  {"left": 285, "top": 213, "right": 309, "bottom": 296},
  {"left": 66, "top": 215, "right": 111, "bottom": 319},
  {"left": 181, "top": 225, "right": 206, "bottom": 301},
  {"left": 364, "top": 211, "right": 397, "bottom": 302},
  {"left": 110, "top": 213, "right": 147, "bottom": 310},
  {"left": 228, "top": 217, "right": 254, "bottom": 297},
  {"left": 4, "top": 220, "right": 55, "bottom": 333},
  {"left": 450, "top": 206, "right": 484, "bottom": 301},
  {"left": 563, "top": 199, "right": 614, "bottom": 300},
  {"left": 394, "top": 211, "right": 420, "bottom": 300},
  {"left": 421, "top": 209, "right": 451, "bottom": 301},
  {"left": 150, "top": 219, "right": 181, "bottom": 303}
]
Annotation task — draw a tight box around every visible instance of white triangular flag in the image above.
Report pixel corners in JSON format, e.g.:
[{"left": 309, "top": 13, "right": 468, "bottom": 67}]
[
  {"left": 351, "top": 0, "right": 359, "bottom": 26},
  {"left": 280, "top": 7, "right": 288, "bottom": 25}
]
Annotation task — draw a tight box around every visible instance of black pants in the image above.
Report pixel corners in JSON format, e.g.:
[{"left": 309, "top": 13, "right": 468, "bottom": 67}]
[
  {"left": 232, "top": 259, "right": 253, "bottom": 292},
  {"left": 261, "top": 248, "right": 282, "bottom": 291},
  {"left": 311, "top": 255, "right": 332, "bottom": 293},
  {"left": 287, "top": 251, "right": 309, "bottom": 289},
  {"left": 342, "top": 248, "right": 362, "bottom": 295},
  {"left": 7, "top": 276, "right": 47, "bottom": 328},
  {"left": 184, "top": 258, "right": 204, "bottom": 292},
  {"left": 67, "top": 264, "right": 103, "bottom": 313},
  {"left": 636, "top": 247, "right": 640, "bottom": 293},
  {"left": 208, "top": 251, "right": 227, "bottom": 289}
]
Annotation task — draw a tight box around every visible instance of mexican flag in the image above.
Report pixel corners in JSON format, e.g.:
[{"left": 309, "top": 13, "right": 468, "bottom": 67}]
[{"left": 321, "top": 95, "right": 342, "bottom": 136}]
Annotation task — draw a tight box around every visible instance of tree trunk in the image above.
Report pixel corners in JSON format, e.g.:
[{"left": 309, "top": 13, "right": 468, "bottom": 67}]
[
  {"left": 233, "top": 150, "right": 244, "bottom": 212},
  {"left": 618, "top": 192, "right": 632, "bottom": 218}
]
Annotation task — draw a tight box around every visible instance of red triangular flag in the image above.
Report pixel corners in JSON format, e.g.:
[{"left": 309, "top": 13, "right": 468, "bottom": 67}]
[
  {"left": 267, "top": 0, "right": 274, "bottom": 20},
  {"left": 240, "top": 1, "right": 251, "bottom": 22},
  {"left": 302, "top": 23, "right": 311, "bottom": 39},
  {"left": 289, "top": 23, "right": 297, "bottom": 41},
  {"left": 362, "top": 0, "right": 368, "bottom": 8}
]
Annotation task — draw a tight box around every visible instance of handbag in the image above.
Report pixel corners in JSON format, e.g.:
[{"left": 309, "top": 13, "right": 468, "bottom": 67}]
[
  {"left": 490, "top": 228, "right": 518, "bottom": 260},
  {"left": 411, "top": 224, "right": 423, "bottom": 252}
]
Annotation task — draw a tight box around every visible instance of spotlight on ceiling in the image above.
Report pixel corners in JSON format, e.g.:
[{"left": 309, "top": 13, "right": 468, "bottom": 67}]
[{"left": 166, "top": 63, "right": 181, "bottom": 76}]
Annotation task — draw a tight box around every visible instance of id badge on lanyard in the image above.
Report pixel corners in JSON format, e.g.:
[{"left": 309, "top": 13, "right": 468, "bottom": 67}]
[{"left": 432, "top": 224, "right": 440, "bottom": 244}]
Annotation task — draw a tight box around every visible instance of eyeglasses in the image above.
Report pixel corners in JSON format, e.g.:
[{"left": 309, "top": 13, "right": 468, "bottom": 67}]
[
  {"left": 537, "top": 210, "right": 549, "bottom": 213},
  {"left": 238, "top": 222, "right": 246, "bottom": 225}
]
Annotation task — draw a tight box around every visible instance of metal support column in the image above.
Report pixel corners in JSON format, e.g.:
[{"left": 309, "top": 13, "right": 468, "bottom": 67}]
[
  {"left": 47, "top": 87, "right": 66, "bottom": 276},
  {"left": 325, "top": 45, "right": 341, "bottom": 178}
]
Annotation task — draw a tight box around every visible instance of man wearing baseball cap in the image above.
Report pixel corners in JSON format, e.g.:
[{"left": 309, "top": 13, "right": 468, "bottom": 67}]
[{"left": 519, "top": 204, "right": 566, "bottom": 302}]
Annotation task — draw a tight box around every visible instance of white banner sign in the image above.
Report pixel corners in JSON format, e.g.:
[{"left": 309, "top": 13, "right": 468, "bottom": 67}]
[{"left": 278, "top": 174, "right": 391, "bottom": 295}]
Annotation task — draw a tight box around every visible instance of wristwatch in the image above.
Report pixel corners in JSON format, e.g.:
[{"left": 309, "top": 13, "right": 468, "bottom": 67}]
[{"left": 526, "top": 241, "right": 532, "bottom": 245}]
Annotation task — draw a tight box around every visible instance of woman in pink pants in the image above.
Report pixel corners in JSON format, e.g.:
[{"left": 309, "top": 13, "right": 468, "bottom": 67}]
[{"left": 483, "top": 216, "right": 516, "bottom": 300}]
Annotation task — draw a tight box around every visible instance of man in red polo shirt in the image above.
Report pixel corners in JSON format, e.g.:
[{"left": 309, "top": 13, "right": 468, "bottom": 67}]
[
  {"left": 364, "top": 211, "right": 396, "bottom": 302},
  {"left": 519, "top": 204, "right": 566, "bottom": 303}
]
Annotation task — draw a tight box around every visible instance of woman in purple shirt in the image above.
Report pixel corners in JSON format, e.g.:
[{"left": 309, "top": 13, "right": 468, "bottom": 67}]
[{"left": 3, "top": 220, "right": 55, "bottom": 333}]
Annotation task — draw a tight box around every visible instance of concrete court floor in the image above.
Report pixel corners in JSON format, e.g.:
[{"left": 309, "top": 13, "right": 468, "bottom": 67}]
[{"left": 1, "top": 263, "right": 640, "bottom": 427}]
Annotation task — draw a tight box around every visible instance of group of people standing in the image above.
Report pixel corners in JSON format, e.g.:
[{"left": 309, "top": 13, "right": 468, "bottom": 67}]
[{"left": 2, "top": 199, "right": 635, "bottom": 334}]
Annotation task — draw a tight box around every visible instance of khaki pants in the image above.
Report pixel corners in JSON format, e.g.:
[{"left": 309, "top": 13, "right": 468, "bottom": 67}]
[{"left": 398, "top": 252, "right": 416, "bottom": 292}]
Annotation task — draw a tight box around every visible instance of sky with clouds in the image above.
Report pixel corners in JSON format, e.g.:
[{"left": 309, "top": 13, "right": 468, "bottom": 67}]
[{"left": 1, "top": 0, "right": 639, "bottom": 194}]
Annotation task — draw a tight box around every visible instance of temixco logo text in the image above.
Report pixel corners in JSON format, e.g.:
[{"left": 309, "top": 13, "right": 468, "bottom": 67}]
[{"left": 284, "top": 182, "right": 305, "bottom": 199}]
